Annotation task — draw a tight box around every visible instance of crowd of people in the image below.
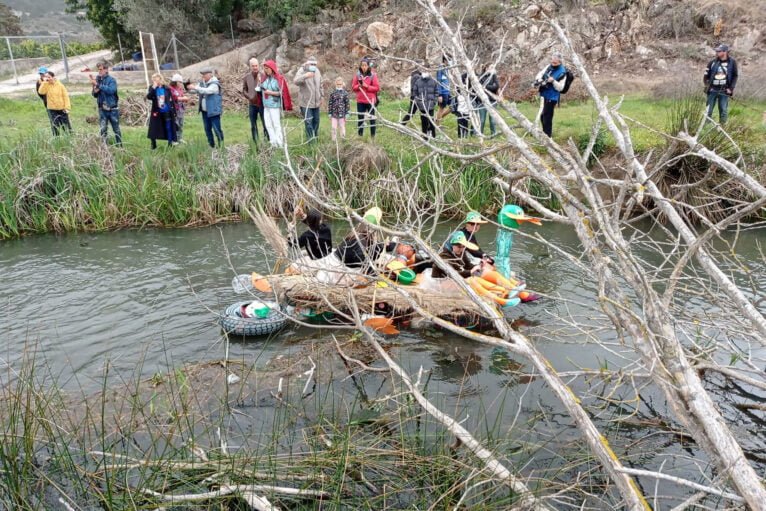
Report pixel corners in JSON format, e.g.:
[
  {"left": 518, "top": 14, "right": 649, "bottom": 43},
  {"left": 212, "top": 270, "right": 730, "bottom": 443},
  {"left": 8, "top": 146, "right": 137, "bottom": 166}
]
[{"left": 32, "top": 44, "right": 737, "bottom": 149}]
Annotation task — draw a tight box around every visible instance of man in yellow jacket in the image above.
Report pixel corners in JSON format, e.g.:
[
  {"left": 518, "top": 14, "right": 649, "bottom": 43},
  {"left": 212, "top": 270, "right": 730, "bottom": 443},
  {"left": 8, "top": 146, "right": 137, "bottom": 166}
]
[{"left": 37, "top": 71, "right": 72, "bottom": 135}]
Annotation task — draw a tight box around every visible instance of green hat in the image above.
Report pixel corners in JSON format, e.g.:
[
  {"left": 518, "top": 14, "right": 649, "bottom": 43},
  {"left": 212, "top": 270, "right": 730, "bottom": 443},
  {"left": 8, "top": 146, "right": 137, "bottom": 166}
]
[
  {"left": 464, "top": 211, "right": 488, "bottom": 225},
  {"left": 363, "top": 207, "right": 382, "bottom": 225},
  {"left": 449, "top": 231, "right": 479, "bottom": 251}
]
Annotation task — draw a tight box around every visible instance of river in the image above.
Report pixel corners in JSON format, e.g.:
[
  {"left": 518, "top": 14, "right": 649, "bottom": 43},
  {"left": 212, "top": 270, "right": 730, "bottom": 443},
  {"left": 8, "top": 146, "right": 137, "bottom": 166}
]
[{"left": 1, "top": 221, "right": 764, "bottom": 506}]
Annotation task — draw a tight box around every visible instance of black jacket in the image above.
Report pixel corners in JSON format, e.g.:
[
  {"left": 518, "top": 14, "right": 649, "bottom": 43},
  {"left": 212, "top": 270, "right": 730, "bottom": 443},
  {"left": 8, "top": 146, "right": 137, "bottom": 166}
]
[
  {"left": 480, "top": 71, "right": 499, "bottom": 103},
  {"left": 335, "top": 238, "right": 395, "bottom": 274},
  {"left": 412, "top": 75, "right": 439, "bottom": 112},
  {"left": 290, "top": 224, "right": 332, "bottom": 260},
  {"left": 146, "top": 85, "right": 176, "bottom": 140},
  {"left": 408, "top": 70, "right": 422, "bottom": 100},
  {"left": 431, "top": 247, "right": 475, "bottom": 279},
  {"left": 704, "top": 56, "right": 738, "bottom": 94}
]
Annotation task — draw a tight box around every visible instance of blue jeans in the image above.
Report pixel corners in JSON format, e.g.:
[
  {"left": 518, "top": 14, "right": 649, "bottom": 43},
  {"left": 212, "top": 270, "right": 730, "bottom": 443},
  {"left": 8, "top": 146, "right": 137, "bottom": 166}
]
[
  {"left": 706, "top": 90, "right": 730, "bottom": 124},
  {"left": 248, "top": 104, "right": 268, "bottom": 142},
  {"left": 201, "top": 110, "right": 224, "bottom": 148},
  {"left": 478, "top": 104, "right": 496, "bottom": 136},
  {"left": 301, "top": 106, "right": 320, "bottom": 141},
  {"left": 99, "top": 108, "right": 122, "bottom": 145}
]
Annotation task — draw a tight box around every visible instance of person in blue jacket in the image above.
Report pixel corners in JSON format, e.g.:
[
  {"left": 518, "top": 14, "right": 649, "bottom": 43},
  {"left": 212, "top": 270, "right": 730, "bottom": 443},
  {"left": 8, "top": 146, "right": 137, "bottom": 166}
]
[
  {"left": 435, "top": 55, "right": 452, "bottom": 124},
  {"left": 534, "top": 52, "right": 567, "bottom": 137},
  {"left": 89, "top": 61, "right": 122, "bottom": 146}
]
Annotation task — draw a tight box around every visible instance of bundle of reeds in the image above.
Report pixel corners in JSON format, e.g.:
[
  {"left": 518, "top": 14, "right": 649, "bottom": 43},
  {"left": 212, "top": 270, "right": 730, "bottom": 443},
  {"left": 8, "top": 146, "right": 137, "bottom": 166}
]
[{"left": 246, "top": 205, "right": 289, "bottom": 259}]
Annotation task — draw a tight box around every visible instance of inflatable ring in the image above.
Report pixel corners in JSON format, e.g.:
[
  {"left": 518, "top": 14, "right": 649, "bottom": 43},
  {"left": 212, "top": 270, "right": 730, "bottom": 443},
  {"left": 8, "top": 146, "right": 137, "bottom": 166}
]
[{"left": 219, "top": 301, "right": 287, "bottom": 336}]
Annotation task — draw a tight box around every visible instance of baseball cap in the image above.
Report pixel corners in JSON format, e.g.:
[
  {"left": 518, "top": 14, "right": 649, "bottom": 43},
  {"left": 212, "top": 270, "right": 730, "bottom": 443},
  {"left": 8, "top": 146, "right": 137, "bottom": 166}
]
[
  {"left": 464, "top": 211, "right": 488, "bottom": 224},
  {"left": 171, "top": 73, "right": 183, "bottom": 82},
  {"left": 449, "top": 231, "right": 479, "bottom": 251},
  {"left": 38, "top": 66, "right": 48, "bottom": 74},
  {"left": 199, "top": 67, "right": 213, "bottom": 74},
  {"left": 714, "top": 44, "right": 729, "bottom": 52}
]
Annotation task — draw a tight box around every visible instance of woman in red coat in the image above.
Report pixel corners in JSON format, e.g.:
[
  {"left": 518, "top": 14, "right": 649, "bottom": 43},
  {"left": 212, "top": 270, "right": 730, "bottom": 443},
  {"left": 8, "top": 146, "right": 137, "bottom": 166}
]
[{"left": 351, "top": 57, "right": 380, "bottom": 139}]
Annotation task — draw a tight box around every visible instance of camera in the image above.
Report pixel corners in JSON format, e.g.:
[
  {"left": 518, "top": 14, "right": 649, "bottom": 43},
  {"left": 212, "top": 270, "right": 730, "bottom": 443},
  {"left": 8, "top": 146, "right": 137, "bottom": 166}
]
[{"left": 532, "top": 79, "right": 543, "bottom": 89}]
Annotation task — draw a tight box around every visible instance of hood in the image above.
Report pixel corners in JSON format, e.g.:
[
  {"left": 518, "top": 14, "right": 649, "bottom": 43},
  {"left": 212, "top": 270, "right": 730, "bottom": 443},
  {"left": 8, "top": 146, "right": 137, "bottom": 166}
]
[{"left": 263, "top": 60, "right": 279, "bottom": 75}]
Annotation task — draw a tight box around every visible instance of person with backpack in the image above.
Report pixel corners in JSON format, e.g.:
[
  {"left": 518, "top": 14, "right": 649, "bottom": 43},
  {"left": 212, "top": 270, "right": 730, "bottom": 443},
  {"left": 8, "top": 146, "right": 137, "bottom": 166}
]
[
  {"left": 187, "top": 68, "right": 224, "bottom": 148},
  {"left": 533, "top": 52, "right": 568, "bottom": 137},
  {"left": 478, "top": 65, "right": 500, "bottom": 137},
  {"left": 703, "top": 43, "right": 738, "bottom": 124},
  {"left": 411, "top": 67, "right": 439, "bottom": 138},
  {"left": 351, "top": 57, "right": 380, "bottom": 139}
]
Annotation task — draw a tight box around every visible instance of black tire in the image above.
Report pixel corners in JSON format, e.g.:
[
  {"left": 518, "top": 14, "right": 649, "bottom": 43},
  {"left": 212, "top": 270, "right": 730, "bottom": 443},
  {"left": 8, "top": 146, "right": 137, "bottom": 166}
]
[{"left": 219, "top": 301, "right": 287, "bottom": 336}]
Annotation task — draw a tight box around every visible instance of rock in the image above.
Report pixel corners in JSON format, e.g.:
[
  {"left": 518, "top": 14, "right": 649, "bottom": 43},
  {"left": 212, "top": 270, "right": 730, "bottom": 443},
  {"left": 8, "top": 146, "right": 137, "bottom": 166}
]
[
  {"left": 636, "top": 45, "right": 653, "bottom": 57},
  {"left": 332, "top": 25, "right": 355, "bottom": 48},
  {"left": 400, "top": 76, "right": 412, "bottom": 97},
  {"left": 524, "top": 4, "right": 541, "bottom": 19},
  {"left": 237, "top": 18, "right": 268, "bottom": 35},
  {"left": 656, "top": 59, "right": 668, "bottom": 70},
  {"left": 366, "top": 21, "right": 394, "bottom": 50},
  {"left": 733, "top": 28, "right": 761, "bottom": 55},
  {"left": 693, "top": 3, "right": 725, "bottom": 30}
]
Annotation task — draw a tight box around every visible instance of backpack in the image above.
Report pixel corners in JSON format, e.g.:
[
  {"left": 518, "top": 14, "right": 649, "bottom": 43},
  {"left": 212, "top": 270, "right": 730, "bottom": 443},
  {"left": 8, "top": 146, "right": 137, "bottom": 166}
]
[{"left": 560, "top": 68, "right": 575, "bottom": 94}]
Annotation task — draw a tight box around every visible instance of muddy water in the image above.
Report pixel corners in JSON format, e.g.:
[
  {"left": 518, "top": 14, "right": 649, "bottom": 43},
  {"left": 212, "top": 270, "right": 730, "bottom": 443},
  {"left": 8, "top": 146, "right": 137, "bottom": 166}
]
[{"left": 1, "top": 221, "right": 764, "bottom": 503}]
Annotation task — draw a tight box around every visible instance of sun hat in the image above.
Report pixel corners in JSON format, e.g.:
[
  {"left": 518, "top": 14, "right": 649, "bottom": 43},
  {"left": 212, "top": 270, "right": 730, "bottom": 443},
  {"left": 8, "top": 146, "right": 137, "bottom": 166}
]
[
  {"left": 450, "top": 231, "right": 479, "bottom": 251},
  {"left": 363, "top": 207, "right": 382, "bottom": 226},
  {"left": 170, "top": 73, "right": 183, "bottom": 82},
  {"left": 464, "top": 211, "right": 488, "bottom": 224},
  {"left": 714, "top": 44, "right": 729, "bottom": 52},
  {"left": 38, "top": 66, "right": 48, "bottom": 74},
  {"left": 306, "top": 56, "right": 318, "bottom": 65}
]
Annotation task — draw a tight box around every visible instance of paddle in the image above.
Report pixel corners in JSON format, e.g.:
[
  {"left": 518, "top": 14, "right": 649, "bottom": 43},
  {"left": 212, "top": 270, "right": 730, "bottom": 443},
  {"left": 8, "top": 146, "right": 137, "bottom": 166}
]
[
  {"left": 363, "top": 316, "right": 400, "bottom": 335},
  {"left": 231, "top": 272, "right": 273, "bottom": 294}
]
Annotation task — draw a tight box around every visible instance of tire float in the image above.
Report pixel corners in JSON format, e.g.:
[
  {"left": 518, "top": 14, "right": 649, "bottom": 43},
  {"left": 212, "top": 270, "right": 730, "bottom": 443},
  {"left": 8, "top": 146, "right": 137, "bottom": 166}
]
[{"left": 219, "top": 300, "right": 287, "bottom": 336}]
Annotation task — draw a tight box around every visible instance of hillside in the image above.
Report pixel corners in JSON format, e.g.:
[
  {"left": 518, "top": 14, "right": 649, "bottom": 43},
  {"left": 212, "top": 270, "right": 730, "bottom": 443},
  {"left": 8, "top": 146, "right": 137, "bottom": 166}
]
[{"left": 4, "top": 0, "right": 98, "bottom": 40}]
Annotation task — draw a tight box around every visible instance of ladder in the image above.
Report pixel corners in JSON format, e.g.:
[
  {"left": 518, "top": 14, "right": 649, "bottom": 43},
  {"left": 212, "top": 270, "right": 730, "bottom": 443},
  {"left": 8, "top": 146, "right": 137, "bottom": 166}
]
[{"left": 139, "top": 32, "right": 160, "bottom": 87}]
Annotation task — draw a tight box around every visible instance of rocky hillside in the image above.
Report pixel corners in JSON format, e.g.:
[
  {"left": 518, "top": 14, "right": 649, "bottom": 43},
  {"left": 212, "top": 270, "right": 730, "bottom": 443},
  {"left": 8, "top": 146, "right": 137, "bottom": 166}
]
[{"left": 224, "top": 0, "right": 765, "bottom": 101}]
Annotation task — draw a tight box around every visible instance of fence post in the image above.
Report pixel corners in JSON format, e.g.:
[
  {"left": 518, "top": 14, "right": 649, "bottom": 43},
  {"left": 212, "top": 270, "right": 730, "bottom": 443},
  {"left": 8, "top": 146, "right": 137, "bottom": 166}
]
[
  {"left": 58, "top": 34, "right": 69, "bottom": 82},
  {"left": 5, "top": 37, "right": 18, "bottom": 85},
  {"left": 171, "top": 33, "right": 180, "bottom": 70},
  {"left": 117, "top": 33, "right": 125, "bottom": 65}
]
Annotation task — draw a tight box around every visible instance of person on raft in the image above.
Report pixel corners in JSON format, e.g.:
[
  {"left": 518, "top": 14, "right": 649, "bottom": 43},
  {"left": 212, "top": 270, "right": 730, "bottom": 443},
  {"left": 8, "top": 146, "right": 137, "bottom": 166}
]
[
  {"left": 447, "top": 211, "right": 526, "bottom": 294},
  {"left": 288, "top": 206, "right": 333, "bottom": 260},
  {"left": 315, "top": 207, "right": 396, "bottom": 286},
  {"left": 432, "top": 231, "right": 521, "bottom": 309}
]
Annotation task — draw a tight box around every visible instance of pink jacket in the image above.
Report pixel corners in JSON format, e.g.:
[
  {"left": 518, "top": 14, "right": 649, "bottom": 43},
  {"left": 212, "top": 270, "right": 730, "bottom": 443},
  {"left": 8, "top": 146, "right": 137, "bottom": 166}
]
[{"left": 351, "top": 71, "right": 379, "bottom": 105}]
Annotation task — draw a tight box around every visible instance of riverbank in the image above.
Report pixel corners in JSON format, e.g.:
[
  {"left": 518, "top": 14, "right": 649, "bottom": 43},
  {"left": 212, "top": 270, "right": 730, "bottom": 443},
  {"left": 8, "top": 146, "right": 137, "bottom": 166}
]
[{"left": 1, "top": 92, "right": 765, "bottom": 239}]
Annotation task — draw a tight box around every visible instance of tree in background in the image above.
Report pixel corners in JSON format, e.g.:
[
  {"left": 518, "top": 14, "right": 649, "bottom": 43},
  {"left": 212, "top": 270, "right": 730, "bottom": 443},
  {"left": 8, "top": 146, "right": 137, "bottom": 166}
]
[
  {"left": 0, "top": 2, "right": 24, "bottom": 36},
  {"left": 65, "top": 0, "right": 136, "bottom": 52}
]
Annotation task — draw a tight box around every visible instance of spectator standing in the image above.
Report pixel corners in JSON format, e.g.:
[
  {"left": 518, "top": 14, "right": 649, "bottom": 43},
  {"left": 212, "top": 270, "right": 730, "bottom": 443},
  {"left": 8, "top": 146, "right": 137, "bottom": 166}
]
[
  {"left": 294, "top": 56, "right": 323, "bottom": 142},
  {"left": 145, "top": 73, "right": 176, "bottom": 149},
  {"left": 242, "top": 57, "right": 268, "bottom": 143},
  {"left": 261, "top": 60, "right": 285, "bottom": 148},
  {"left": 89, "top": 61, "right": 122, "bottom": 146},
  {"left": 399, "top": 65, "right": 421, "bottom": 125},
  {"left": 435, "top": 56, "right": 451, "bottom": 123},
  {"left": 37, "top": 71, "right": 72, "bottom": 135},
  {"left": 703, "top": 43, "right": 738, "bottom": 124},
  {"left": 351, "top": 57, "right": 380, "bottom": 139},
  {"left": 328, "top": 76, "right": 350, "bottom": 141},
  {"left": 478, "top": 65, "right": 499, "bottom": 137},
  {"left": 412, "top": 68, "right": 439, "bottom": 138},
  {"left": 169, "top": 74, "right": 189, "bottom": 143},
  {"left": 36, "top": 66, "right": 54, "bottom": 133},
  {"left": 534, "top": 52, "right": 567, "bottom": 137},
  {"left": 188, "top": 68, "right": 224, "bottom": 148}
]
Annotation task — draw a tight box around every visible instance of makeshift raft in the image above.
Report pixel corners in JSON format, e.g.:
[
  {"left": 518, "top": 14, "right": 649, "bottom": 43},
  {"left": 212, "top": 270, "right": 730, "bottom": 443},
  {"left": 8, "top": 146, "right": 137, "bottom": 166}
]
[{"left": 259, "top": 274, "right": 498, "bottom": 328}]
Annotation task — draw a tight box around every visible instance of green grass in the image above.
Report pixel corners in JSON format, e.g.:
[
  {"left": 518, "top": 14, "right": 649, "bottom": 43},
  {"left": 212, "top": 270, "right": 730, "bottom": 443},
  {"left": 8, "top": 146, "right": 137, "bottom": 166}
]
[{"left": 1, "top": 90, "right": 764, "bottom": 239}]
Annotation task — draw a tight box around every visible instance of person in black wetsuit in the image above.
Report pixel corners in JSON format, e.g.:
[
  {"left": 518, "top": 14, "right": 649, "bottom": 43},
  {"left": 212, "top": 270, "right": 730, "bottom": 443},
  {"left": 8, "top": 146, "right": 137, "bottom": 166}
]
[{"left": 289, "top": 206, "right": 332, "bottom": 260}]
